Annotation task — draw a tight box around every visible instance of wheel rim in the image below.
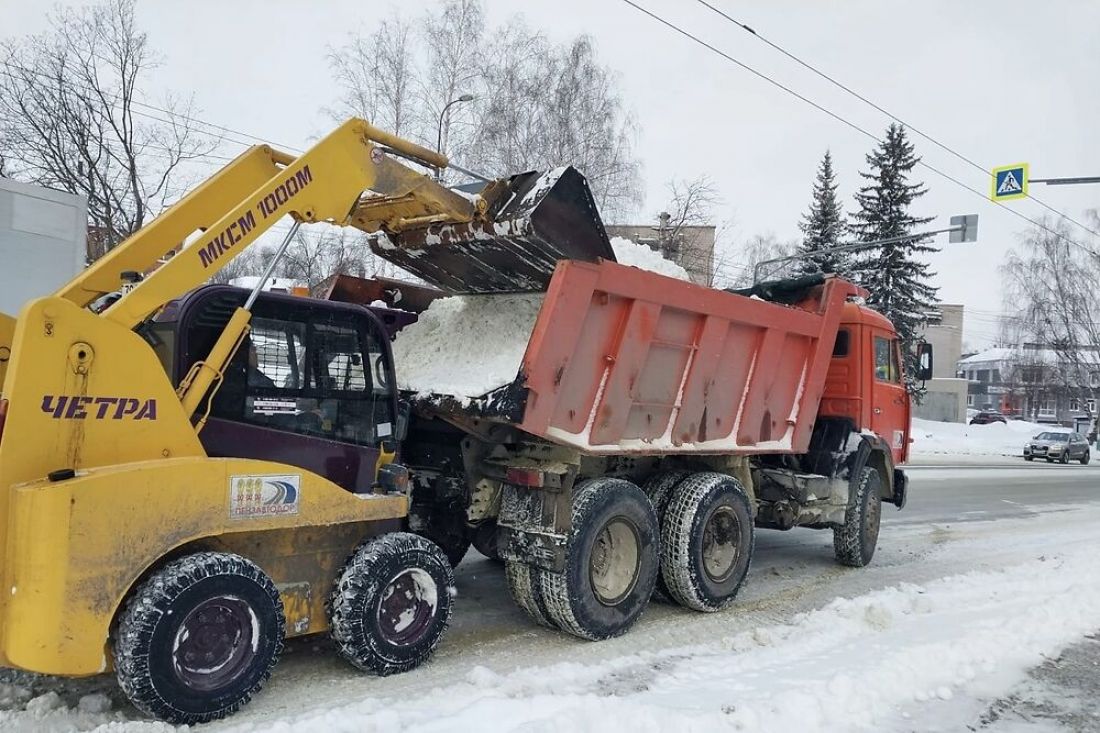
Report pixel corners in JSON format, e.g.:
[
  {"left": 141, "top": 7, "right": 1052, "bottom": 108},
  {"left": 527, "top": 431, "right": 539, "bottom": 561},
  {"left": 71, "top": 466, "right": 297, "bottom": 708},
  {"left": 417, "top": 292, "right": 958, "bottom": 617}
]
[
  {"left": 701, "top": 506, "right": 741, "bottom": 583},
  {"left": 588, "top": 518, "right": 641, "bottom": 606},
  {"left": 377, "top": 569, "right": 437, "bottom": 646},
  {"left": 864, "top": 492, "right": 881, "bottom": 547},
  {"left": 172, "top": 595, "right": 257, "bottom": 693}
]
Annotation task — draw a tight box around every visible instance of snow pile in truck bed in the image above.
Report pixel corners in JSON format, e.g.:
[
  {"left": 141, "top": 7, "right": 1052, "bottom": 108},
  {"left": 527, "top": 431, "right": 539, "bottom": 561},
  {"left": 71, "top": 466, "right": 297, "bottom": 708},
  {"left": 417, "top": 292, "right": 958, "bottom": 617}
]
[
  {"left": 392, "top": 240, "right": 689, "bottom": 401},
  {"left": 392, "top": 293, "right": 544, "bottom": 399},
  {"left": 609, "top": 236, "right": 690, "bottom": 280}
]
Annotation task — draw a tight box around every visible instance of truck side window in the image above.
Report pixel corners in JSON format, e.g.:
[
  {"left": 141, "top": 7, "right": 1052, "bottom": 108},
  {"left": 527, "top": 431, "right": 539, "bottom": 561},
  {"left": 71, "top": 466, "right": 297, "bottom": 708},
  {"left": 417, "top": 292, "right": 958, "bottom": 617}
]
[
  {"left": 873, "top": 336, "right": 901, "bottom": 383},
  {"left": 832, "top": 329, "right": 850, "bottom": 357}
]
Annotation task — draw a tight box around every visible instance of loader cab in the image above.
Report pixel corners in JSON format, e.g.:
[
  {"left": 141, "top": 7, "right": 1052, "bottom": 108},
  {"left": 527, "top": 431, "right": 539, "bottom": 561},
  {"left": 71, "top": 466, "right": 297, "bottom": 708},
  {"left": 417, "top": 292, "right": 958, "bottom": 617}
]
[
  {"left": 147, "top": 285, "right": 400, "bottom": 493},
  {"left": 820, "top": 301, "right": 911, "bottom": 464}
]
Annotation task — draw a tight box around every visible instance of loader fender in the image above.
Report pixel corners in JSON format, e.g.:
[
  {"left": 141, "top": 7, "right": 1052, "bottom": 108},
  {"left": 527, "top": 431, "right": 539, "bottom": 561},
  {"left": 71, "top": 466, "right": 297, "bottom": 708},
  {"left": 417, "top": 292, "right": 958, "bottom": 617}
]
[{"left": 0, "top": 457, "right": 405, "bottom": 676}]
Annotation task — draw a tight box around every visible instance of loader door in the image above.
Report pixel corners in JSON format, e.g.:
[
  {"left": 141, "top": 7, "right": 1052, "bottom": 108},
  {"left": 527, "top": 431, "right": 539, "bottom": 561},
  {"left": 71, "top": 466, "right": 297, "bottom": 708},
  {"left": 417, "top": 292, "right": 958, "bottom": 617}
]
[
  {"left": 869, "top": 330, "right": 908, "bottom": 464},
  {"left": 177, "top": 287, "right": 398, "bottom": 493}
]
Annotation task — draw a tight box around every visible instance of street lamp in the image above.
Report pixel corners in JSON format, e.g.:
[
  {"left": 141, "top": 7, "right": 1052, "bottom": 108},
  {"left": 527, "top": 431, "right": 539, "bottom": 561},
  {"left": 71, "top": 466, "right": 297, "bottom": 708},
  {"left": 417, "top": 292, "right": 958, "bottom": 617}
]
[{"left": 436, "top": 94, "right": 475, "bottom": 179}]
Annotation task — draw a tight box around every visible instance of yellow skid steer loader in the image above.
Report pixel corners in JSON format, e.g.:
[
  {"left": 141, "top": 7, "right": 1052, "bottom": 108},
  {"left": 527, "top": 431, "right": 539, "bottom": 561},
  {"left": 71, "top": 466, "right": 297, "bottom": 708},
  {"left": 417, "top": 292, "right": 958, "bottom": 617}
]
[{"left": 0, "top": 119, "right": 611, "bottom": 724}]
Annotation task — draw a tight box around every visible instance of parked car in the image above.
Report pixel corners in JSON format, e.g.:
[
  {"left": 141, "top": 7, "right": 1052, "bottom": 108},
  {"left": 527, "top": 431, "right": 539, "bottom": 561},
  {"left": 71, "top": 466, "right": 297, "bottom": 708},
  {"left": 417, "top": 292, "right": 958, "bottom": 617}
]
[
  {"left": 1024, "top": 432, "right": 1091, "bottom": 464},
  {"left": 970, "top": 411, "right": 1007, "bottom": 425}
]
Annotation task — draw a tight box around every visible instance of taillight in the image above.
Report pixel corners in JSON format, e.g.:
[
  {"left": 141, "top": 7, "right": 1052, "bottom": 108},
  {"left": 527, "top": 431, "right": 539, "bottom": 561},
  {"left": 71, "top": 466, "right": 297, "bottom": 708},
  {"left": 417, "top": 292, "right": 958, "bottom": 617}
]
[
  {"left": 0, "top": 398, "right": 8, "bottom": 446},
  {"left": 506, "top": 467, "right": 544, "bottom": 487}
]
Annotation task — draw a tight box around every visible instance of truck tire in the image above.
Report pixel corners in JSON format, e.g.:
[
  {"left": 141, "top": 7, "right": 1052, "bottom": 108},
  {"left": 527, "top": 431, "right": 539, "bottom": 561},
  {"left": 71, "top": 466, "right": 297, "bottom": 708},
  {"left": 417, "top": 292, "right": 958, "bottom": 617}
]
[
  {"left": 539, "top": 478, "right": 659, "bottom": 640},
  {"left": 660, "top": 473, "right": 754, "bottom": 612},
  {"left": 642, "top": 470, "right": 690, "bottom": 603},
  {"left": 833, "top": 467, "right": 882, "bottom": 568},
  {"left": 504, "top": 560, "right": 557, "bottom": 629},
  {"left": 329, "top": 533, "right": 454, "bottom": 676},
  {"left": 113, "top": 552, "right": 284, "bottom": 725}
]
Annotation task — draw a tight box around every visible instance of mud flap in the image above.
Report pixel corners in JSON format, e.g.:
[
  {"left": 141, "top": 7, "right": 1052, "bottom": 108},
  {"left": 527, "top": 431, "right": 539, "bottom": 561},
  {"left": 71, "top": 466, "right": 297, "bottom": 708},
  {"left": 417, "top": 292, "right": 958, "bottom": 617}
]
[
  {"left": 890, "top": 468, "right": 908, "bottom": 509},
  {"left": 369, "top": 166, "right": 614, "bottom": 294}
]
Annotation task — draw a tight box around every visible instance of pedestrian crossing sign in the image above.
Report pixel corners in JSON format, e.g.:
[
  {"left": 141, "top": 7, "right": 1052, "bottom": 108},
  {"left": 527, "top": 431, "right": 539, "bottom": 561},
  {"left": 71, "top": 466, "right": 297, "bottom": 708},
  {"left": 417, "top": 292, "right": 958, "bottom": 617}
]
[{"left": 991, "top": 163, "right": 1028, "bottom": 201}]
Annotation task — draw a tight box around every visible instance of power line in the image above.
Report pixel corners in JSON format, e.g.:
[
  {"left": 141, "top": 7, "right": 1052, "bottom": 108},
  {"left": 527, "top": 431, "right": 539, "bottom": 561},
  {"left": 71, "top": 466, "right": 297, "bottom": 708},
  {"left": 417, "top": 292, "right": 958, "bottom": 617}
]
[
  {"left": 693, "top": 0, "right": 1100, "bottom": 241},
  {"left": 618, "top": 0, "right": 1099, "bottom": 258}
]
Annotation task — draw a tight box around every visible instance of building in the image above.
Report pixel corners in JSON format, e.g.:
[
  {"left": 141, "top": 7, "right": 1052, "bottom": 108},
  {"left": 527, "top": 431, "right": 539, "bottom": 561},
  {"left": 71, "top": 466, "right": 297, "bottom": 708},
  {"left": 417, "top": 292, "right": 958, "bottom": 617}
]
[
  {"left": 606, "top": 213, "right": 716, "bottom": 286},
  {"left": 912, "top": 304, "right": 968, "bottom": 422},
  {"left": 958, "top": 345, "right": 1099, "bottom": 431}
]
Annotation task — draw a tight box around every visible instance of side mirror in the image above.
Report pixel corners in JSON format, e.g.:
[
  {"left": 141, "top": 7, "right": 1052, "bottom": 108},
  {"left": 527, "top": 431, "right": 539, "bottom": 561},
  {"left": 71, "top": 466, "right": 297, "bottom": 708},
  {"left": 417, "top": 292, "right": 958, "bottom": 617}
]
[
  {"left": 395, "top": 399, "right": 412, "bottom": 442},
  {"left": 916, "top": 342, "right": 934, "bottom": 382}
]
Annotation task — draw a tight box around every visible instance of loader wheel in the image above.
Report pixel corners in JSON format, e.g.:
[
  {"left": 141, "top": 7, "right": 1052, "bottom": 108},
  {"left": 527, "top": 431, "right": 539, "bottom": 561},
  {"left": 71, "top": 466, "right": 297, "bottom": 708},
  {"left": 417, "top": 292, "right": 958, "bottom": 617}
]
[
  {"left": 833, "top": 467, "right": 882, "bottom": 568},
  {"left": 539, "top": 478, "right": 659, "bottom": 640},
  {"left": 642, "top": 470, "right": 691, "bottom": 603},
  {"left": 505, "top": 560, "right": 557, "bottom": 629},
  {"left": 113, "top": 552, "right": 284, "bottom": 725},
  {"left": 329, "top": 532, "right": 454, "bottom": 676},
  {"left": 660, "top": 473, "right": 754, "bottom": 612}
]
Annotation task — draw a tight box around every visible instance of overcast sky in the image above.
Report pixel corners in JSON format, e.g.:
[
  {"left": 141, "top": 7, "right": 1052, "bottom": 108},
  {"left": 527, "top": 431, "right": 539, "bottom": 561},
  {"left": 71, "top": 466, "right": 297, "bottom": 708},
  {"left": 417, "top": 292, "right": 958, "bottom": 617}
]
[{"left": 3, "top": 0, "right": 1098, "bottom": 348}]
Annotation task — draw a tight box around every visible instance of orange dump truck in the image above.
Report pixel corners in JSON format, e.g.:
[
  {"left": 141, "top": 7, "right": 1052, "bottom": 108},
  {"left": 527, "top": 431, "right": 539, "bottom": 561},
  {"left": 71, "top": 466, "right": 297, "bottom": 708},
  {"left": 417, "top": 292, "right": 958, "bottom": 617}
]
[{"left": 396, "top": 257, "right": 923, "bottom": 641}]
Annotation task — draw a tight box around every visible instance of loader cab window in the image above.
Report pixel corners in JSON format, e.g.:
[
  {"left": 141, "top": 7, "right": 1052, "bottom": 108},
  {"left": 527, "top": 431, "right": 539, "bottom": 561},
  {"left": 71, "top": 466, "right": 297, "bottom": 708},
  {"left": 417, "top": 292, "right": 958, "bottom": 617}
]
[
  {"left": 873, "top": 335, "right": 901, "bottom": 383},
  {"left": 205, "top": 302, "right": 395, "bottom": 447}
]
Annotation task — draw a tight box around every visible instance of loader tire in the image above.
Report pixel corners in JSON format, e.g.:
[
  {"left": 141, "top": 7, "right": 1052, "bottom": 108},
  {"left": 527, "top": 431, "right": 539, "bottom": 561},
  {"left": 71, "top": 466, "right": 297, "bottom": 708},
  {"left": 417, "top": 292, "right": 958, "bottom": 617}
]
[
  {"left": 113, "top": 552, "right": 284, "bottom": 725},
  {"left": 329, "top": 533, "right": 454, "bottom": 676},
  {"left": 642, "top": 470, "right": 690, "bottom": 603},
  {"left": 539, "top": 478, "right": 659, "bottom": 640},
  {"left": 833, "top": 467, "right": 882, "bottom": 568},
  {"left": 505, "top": 560, "right": 557, "bottom": 629},
  {"left": 660, "top": 473, "right": 754, "bottom": 612}
]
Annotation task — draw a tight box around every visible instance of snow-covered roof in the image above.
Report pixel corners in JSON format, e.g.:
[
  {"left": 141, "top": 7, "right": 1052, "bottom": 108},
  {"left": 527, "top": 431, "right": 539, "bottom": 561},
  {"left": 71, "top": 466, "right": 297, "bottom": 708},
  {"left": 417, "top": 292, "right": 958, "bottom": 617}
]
[{"left": 958, "top": 347, "right": 1058, "bottom": 367}]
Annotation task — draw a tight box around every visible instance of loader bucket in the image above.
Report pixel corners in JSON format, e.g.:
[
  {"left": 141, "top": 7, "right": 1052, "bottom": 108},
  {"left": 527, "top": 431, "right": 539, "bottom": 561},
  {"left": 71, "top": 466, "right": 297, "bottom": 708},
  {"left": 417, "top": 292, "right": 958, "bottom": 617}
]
[{"left": 369, "top": 166, "right": 615, "bottom": 294}]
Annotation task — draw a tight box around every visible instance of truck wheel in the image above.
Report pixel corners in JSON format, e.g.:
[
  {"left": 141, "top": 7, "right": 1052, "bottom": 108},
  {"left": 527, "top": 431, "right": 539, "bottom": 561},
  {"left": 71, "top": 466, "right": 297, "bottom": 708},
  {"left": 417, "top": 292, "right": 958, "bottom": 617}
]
[
  {"left": 539, "top": 478, "right": 659, "bottom": 640},
  {"left": 833, "top": 467, "right": 882, "bottom": 568},
  {"left": 660, "top": 473, "right": 754, "bottom": 612},
  {"left": 642, "top": 470, "right": 690, "bottom": 603},
  {"left": 472, "top": 519, "right": 503, "bottom": 562},
  {"left": 329, "top": 533, "right": 454, "bottom": 676},
  {"left": 113, "top": 552, "right": 284, "bottom": 725},
  {"left": 504, "top": 560, "right": 557, "bottom": 628}
]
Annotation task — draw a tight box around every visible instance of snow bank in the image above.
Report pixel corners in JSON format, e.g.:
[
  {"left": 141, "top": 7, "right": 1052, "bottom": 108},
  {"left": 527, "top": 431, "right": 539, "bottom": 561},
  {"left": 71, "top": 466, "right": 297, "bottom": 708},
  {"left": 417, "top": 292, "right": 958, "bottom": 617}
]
[
  {"left": 216, "top": 540, "right": 1100, "bottom": 733},
  {"left": 392, "top": 239, "right": 689, "bottom": 400},
  {"left": 609, "top": 236, "right": 690, "bottom": 280},
  {"left": 910, "top": 417, "right": 1068, "bottom": 458}
]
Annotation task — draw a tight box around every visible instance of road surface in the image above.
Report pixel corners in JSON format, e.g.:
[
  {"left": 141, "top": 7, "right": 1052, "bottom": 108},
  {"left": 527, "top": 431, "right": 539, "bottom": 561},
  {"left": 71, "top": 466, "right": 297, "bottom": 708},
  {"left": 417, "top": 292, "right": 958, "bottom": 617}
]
[{"left": 1, "top": 462, "right": 1097, "bottom": 731}]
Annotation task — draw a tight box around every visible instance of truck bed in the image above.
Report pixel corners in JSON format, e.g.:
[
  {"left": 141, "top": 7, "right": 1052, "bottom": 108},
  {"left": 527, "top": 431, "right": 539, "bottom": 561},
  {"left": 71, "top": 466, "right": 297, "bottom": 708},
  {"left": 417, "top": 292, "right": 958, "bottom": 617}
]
[{"left": 415, "top": 260, "right": 859, "bottom": 455}]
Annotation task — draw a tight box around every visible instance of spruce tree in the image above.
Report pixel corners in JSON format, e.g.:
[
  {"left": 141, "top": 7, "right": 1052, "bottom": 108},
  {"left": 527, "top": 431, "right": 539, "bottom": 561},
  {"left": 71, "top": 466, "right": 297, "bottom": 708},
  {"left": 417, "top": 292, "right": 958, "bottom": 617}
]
[
  {"left": 797, "top": 150, "right": 848, "bottom": 275},
  {"left": 850, "top": 124, "right": 938, "bottom": 388}
]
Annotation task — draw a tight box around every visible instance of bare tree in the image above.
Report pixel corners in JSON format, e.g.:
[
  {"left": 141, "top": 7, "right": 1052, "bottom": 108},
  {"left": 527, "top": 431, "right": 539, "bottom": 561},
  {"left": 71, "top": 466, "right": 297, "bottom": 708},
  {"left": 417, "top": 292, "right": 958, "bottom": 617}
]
[
  {"left": 1001, "top": 216, "right": 1100, "bottom": 422},
  {"left": 0, "top": 0, "right": 212, "bottom": 259},
  {"left": 329, "top": 16, "right": 421, "bottom": 142},
  {"left": 328, "top": 3, "right": 642, "bottom": 218},
  {"left": 420, "top": 0, "right": 483, "bottom": 161},
  {"left": 654, "top": 175, "right": 722, "bottom": 283}
]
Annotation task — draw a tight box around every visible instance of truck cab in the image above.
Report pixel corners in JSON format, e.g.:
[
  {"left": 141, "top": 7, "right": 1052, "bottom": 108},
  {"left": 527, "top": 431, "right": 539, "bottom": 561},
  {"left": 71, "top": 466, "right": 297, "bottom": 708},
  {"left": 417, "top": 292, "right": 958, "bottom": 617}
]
[{"left": 820, "top": 301, "right": 912, "bottom": 466}]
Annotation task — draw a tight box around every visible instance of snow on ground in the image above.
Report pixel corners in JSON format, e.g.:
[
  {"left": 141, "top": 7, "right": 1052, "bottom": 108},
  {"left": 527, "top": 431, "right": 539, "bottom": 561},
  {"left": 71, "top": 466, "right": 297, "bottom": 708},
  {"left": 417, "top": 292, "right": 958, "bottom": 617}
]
[
  {"left": 210, "top": 540, "right": 1100, "bottom": 733},
  {"left": 910, "top": 417, "right": 1071, "bottom": 459},
  {"left": 392, "top": 240, "right": 688, "bottom": 400}
]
